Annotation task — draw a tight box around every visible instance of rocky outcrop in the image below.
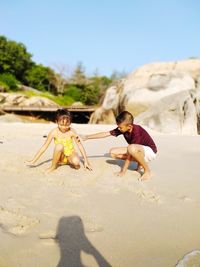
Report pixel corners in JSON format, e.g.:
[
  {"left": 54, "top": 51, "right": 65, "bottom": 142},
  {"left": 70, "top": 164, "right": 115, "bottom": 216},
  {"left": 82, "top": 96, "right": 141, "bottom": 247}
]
[
  {"left": 135, "top": 89, "right": 200, "bottom": 135},
  {"left": 89, "top": 108, "right": 116, "bottom": 124},
  {"left": 90, "top": 59, "right": 200, "bottom": 134},
  {"left": 0, "top": 113, "right": 25, "bottom": 122},
  {"left": 0, "top": 93, "right": 59, "bottom": 108}
]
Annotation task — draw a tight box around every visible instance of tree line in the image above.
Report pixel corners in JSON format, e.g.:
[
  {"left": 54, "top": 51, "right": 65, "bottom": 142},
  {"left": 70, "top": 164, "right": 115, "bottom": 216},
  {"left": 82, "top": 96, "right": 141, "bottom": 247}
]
[{"left": 0, "top": 35, "right": 126, "bottom": 106}]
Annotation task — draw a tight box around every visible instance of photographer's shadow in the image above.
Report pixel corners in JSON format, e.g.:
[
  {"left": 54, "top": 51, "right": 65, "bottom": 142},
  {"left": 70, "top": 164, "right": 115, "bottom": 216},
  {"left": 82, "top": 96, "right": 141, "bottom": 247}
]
[{"left": 55, "top": 216, "right": 112, "bottom": 267}]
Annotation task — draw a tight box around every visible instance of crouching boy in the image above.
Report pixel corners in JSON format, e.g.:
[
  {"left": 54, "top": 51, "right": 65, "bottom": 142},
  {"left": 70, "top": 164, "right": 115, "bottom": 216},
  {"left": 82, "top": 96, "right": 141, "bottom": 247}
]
[{"left": 82, "top": 111, "right": 157, "bottom": 181}]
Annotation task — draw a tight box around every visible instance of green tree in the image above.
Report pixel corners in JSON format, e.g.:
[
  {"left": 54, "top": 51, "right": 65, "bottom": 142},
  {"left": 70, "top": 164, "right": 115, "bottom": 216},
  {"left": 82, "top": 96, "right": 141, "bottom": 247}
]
[
  {"left": 0, "top": 73, "right": 19, "bottom": 91},
  {"left": 80, "top": 84, "right": 99, "bottom": 105},
  {"left": 24, "top": 64, "right": 54, "bottom": 91},
  {"left": 65, "top": 85, "right": 82, "bottom": 101},
  {"left": 90, "top": 75, "right": 112, "bottom": 93},
  {"left": 0, "top": 35, "right": 33, "bottom": 81}
]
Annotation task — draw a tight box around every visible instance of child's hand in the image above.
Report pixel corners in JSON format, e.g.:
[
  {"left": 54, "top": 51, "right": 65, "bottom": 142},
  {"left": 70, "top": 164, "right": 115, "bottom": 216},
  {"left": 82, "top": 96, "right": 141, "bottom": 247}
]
[{"left": 84, "top": 161, "right": 92, "bottom": 171}]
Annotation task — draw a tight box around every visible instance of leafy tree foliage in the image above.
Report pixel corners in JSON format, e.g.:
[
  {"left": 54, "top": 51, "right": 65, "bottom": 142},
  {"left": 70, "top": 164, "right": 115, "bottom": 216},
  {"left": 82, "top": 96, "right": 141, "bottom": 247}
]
[
  {"left": 0, "top": 35, "right": 122, "bottom": 106},
  {"left": 0, "top": 36, "right": 32, "bottom": 81},
  {"left": 0, "top": 35, "right": 55, "bottom": 92},
  {"left": 24, "top": 64, "right": 54, "bottom": 92},
  {"left": 0, "top": 73, "right": 19, "bottom": 90}
]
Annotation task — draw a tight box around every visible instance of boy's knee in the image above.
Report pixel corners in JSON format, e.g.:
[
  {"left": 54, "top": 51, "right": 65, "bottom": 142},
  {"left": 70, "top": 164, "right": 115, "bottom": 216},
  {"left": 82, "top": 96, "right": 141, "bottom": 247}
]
[{"left": 128, "top": 144, "right": 139, "bottom": 154}]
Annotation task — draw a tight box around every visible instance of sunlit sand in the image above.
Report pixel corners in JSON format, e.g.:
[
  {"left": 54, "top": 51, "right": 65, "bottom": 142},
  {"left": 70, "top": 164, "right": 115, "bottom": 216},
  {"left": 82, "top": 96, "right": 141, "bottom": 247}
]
[{"left": 0, "top": 122, "right": 200, "bottom": 267}]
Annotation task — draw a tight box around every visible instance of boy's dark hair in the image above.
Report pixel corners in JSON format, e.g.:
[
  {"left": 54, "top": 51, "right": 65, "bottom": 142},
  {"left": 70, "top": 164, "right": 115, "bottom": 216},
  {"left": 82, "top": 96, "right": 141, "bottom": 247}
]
[
  {"left": 55, "top": 108, "right": 72, "bottom": 123},
  {"left": 116, "top": 111, "right": 134, "bottom": 125}
]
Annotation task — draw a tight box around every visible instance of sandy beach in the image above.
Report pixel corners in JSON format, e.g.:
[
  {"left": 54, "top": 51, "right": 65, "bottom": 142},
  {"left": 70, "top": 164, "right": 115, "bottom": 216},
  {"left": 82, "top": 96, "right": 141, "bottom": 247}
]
[{"left": 0, "top": 122, "right": 200, "bottom": 267}]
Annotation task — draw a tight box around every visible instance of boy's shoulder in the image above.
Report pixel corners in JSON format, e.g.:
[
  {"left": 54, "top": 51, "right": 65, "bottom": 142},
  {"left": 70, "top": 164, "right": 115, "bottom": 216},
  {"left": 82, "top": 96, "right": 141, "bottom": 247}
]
[{"left": 133, "top": 124, "right": 144, "bottom": 131}]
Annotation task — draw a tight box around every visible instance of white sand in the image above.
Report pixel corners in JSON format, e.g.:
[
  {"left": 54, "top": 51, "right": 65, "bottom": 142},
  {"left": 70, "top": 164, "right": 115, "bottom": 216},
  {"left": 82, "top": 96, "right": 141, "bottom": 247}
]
[{"left": 0, "top": 122, "right": 200, "bottom": 267}]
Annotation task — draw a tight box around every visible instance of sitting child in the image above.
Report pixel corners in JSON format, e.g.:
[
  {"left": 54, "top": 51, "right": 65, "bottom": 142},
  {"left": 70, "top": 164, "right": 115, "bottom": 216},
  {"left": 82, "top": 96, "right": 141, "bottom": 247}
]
[{"left": 26, "top": 108, "right": 92, "bottom": 173}]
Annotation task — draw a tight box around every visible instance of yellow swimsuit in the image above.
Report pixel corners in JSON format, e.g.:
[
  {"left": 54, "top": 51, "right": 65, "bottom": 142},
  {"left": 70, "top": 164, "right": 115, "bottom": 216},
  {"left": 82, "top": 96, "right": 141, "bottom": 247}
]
[{"left": 54, "top": 137, "right": 74, "bottom": 157}]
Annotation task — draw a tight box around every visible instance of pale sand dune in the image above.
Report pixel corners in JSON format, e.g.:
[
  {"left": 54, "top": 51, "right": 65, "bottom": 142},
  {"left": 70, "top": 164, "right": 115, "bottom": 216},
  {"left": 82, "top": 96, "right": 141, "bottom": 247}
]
[{"left": 0, "top": 122, "right": 200, "bottom": 267}]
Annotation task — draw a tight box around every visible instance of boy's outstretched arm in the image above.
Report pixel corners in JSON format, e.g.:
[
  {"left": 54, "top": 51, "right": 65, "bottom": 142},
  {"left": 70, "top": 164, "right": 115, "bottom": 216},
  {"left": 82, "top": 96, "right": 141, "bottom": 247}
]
[
  {"left": 25, "top": 130, "right": 54, "bottom": 165},
  {"left": 72, "top": 131, "right": 92, "bottom": 170},
  {"left": 81, "top": 131, "right": 111, "bottom": 141}
]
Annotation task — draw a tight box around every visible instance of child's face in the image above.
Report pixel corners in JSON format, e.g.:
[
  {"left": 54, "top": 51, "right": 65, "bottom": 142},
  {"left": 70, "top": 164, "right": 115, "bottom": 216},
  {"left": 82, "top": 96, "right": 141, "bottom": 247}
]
[
  {"left": 117, "top": 122, "right": 132, "bottom": 133},
  {"left": 57, "top": 117, "right": 70, "bottom": 133}
]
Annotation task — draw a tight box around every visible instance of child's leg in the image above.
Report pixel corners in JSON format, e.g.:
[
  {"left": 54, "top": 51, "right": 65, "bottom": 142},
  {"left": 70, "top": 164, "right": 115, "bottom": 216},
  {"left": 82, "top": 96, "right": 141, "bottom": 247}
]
[
  {"left": 110, "top": 146, "right": 142, "bottom": 170},
  {"left": 68, "top": 152, "right": 81, "bottom": 169},
  {"left": 46, "top": 144, "right": 64, "bottom": 172},
  {"left": 109, "top": 147, "right": 128, "bottom": 160},
  {"left": 127, "top": 144, "right": 151, "bottom": 181},
  {"left": 58, "top": 153, "right": 68, "bottom": 165}
]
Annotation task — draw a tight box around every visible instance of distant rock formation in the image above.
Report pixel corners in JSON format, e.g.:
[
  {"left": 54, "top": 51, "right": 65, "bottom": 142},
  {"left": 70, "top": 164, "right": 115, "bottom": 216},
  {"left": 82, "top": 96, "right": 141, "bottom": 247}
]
[
  {"left": 89, "top": 108, "right": 116, "bottom": 124},
  {"left": 71, "top": 101, "right": 84, "bottom": 107},
  {"left": 0, "top": 93, "right": 59, "bottom": 108},
  {"left": 90, "top": 59, "right": 200, "bottom": 134}
]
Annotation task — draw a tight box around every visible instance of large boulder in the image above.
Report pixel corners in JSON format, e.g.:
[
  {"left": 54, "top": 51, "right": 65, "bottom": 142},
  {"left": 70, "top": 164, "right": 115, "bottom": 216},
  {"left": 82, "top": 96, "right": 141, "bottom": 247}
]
[
  {"left": 0, "top": 93, "right": 59, "bottom": 108},
  {"left": 0, "top": 113, "right": 24, "bottom": 122},
  {"left": 89, "top": 108, "right": 116, "bottom": 124},
  {"left": 19, "top": 96, "right": 59, "bottom": 107},
  {"left": 0, "top": 93, "right": 27, "bottom": 106},
  {"left": 135, "top": 89, "right": 200, "bottom": 135},
  {"left": 90, "top": 59, "right": 200, "bottom": 126}
]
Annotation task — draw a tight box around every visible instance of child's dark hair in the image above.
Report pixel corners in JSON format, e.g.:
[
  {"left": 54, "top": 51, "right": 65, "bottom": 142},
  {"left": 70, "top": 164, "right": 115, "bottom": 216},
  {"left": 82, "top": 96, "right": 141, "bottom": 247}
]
[
  {"left": 116, "top": 111, "right": 133, "bottom": 125},
  {"left": 55, "top": 108, "right": 72, "bottom": 123}
]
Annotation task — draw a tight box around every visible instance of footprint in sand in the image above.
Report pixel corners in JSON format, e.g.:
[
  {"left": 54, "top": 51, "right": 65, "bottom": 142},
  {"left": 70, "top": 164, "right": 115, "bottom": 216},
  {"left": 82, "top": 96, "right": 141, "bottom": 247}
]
[
  {"left": 178, "top": 195, "right": 193, "bottom": 203},
  {"left": 46, "top": 176, "right": 65, "bottom": 186},
  {"left": 84, "top": 221, "right": 104, "bottom": 233},
  {"left": 66, "top": 190, "right": 85, "bottom": 198},
  {"left": 0, "top": 206, "right": 40, "bottom": 236},
  {"left": 135, "top": 189, "right": 162, "bottom": 204}
]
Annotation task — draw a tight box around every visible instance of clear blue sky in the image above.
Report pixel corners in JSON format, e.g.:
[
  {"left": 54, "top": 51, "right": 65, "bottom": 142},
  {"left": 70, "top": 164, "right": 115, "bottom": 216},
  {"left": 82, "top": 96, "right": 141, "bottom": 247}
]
[{"left": 1, "top": 0, "right": 200, "bottom": 76}]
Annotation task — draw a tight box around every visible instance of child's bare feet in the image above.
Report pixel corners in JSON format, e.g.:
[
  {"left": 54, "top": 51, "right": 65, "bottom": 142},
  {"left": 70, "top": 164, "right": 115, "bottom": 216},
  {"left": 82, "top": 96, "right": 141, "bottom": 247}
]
[
  {"left": 73, "top": 164, "right": 80, "bottom": 170},
  {"left": 136, "top": 165, "right": 144, "bottom": 175},
  {"left": 115, "top": 171, "right": 126, "bottom": 177},
  {"left": 139, "top": 171, "right": 152, "bottom": 181}
]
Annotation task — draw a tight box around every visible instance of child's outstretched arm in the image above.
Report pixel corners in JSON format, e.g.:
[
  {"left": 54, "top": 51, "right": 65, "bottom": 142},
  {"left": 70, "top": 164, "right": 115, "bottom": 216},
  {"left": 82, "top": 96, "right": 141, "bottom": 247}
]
[
  {"left": 81, "top": 131, "right": 111, "bottom": 141},
  {"left": 25, "top": 130, "right": 54, "bottom": 165},
  {"left": 72, "top": 130, "right": 92, "bottom": 170}
]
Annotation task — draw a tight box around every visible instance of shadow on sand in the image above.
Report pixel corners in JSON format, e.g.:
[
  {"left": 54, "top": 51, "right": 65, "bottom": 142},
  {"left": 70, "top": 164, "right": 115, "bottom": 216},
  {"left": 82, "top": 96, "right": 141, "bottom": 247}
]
[
  {"left": 55, "top": 216, "right": 112, "bottom": 267},
  {"left": 86, "top": 153, "right": 110, "bottom": 159},
  {"left": 27, "top": 159, "right": 52, "bottom": 168},
  {"left": 106, "top": 159, "right": 138, "bottom": 170}
]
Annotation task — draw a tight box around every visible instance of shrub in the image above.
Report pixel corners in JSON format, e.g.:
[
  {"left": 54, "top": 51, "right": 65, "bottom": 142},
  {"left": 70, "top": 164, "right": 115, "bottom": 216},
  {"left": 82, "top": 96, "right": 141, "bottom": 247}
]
[
  {"left": 0, "top": 80, "right": 9, "bottom": 92},
  {"left": 0, "top": 73, "right": 19, "bottom": 90},
  {"left": 65, "top": 85, "right": 82, "bottom": 101}
]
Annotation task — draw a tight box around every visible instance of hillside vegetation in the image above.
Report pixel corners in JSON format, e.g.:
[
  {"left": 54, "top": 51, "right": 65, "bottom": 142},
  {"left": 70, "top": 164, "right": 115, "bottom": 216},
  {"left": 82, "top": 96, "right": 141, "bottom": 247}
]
[{"left": 0, "top": 35, "right": 125, "bottom": 106}]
